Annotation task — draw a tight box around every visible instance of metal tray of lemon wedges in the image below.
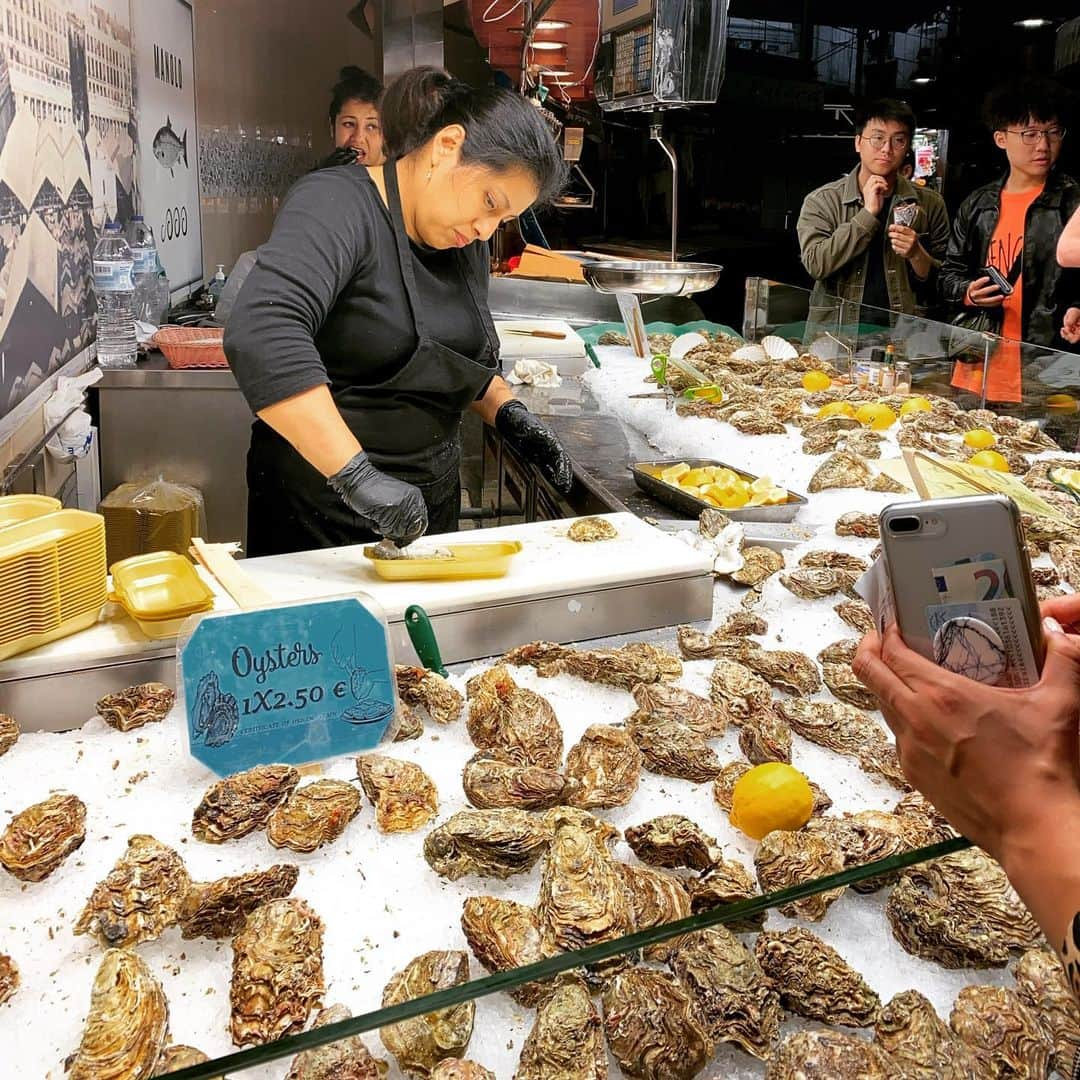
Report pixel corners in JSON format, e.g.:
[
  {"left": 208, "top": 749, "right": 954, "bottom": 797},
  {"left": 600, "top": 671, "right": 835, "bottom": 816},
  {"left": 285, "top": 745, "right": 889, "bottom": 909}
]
[{"left": 631, "top": 459, "right": 807, "bottom": 523}]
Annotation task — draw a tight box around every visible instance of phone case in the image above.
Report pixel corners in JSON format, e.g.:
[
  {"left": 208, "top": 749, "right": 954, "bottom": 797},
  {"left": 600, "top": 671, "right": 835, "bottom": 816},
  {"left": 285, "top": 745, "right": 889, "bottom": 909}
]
[{"left": 880, "top": 495, "right": 1044, "bottom": 687}]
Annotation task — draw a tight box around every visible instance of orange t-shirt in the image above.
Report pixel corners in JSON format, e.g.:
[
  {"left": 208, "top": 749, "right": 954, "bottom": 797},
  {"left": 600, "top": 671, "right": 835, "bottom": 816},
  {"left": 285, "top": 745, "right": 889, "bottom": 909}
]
[{"left": 952, "top": 185, "right": 1042, "bottom": 403}]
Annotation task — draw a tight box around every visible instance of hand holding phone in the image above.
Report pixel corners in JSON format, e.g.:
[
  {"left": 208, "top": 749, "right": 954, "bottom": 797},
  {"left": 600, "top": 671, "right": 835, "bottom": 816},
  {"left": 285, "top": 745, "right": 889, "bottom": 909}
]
[{"left": 979, "top": 265, "right": 1014, "bottom": 296}]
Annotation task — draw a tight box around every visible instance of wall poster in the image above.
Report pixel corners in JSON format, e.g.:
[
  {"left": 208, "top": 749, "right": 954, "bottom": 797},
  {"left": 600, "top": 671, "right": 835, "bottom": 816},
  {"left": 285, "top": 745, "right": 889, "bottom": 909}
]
[{"left": 130, "top": 0, "right": 202, "bottom": 293}]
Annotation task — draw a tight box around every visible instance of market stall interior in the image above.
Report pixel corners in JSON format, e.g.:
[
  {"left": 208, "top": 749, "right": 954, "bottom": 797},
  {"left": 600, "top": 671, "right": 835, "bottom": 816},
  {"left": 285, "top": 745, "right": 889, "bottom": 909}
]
[{"left": 3, "top": 0, "right": 1080, "bottom": 1077}]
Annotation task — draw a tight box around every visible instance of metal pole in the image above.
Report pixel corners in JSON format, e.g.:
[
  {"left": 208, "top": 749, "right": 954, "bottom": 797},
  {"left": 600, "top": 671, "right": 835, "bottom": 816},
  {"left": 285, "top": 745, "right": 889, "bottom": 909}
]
[{"left": 650, "top": 118, "right": 678, "bottom": 262}]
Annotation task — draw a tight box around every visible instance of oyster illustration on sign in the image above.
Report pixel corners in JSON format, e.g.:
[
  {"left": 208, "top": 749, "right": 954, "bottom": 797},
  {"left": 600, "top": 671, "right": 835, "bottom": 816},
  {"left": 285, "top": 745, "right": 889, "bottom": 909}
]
[
  {"left": 424, "top": 809, "right": 552, "bottom": 880},
  {"left": 465, "top": 665, "right": 563, "bottom": 770},
  {"left": 231, "top": 898, "right": 325, "bottom": 1047},
  {"left": 754, "top": 830, "right": 845, "bottom": 921},
  {"left": 284, "top": 1003, "right": 387, "bottom": 1080},
  {"left": 515, "top": 974, "right": 607, "bottom": 1080},
  {"left": 380, "top": 950, "right": 474, "bottom": 1078},
  {"left": 462, "top": 754, "right": 573, "bottom": 811},
  {"left": 266, "top": 778, "right": 362, "bottom": 852},
  {"left": 191, "top": 764, "right": 300, "bottom": 843},
  {"left": 874, "top": 989, "right": 982, "bottom": 1080},
  {"left": 74, "top": 835, "right": 191, "bottom": 948},
  {"left": 460, "top": 896, "right": 548, "bottom": 1007},
  {"left": 563, "top": 724, "right": 642, "bottom": 808},
  {"left": 624, "top": 815, "right": 722, "bottom": 872},
  {"left": 502, "top": 641, "right": 681, "bottom": 690},
  {"left": 331, "top": 625, "right": 394, "bottom": 725},
  {"left": 191, "top": 671, "right": 240, "bottom": 748},
  {"left": 949, "top": 985, "right": 1051, "bottom": 1079},
  {"left": 180, "top": 864, "right": 300, "bottom": 939},
  {"left": 396, "top": 665, "right": 464, "bottom": 727},
  {"left": 0, "top": 792, "right": 85, "bottom": 881},
  {"left": 96, "top": 682, "right": 175, "bottom": 732}
]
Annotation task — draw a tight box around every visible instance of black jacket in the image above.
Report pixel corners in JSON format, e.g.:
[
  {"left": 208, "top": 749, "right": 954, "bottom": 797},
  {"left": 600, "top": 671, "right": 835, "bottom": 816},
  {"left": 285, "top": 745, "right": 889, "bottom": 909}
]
[{"left": 940, "top": 169, "right": 1080, "bottom": 351}]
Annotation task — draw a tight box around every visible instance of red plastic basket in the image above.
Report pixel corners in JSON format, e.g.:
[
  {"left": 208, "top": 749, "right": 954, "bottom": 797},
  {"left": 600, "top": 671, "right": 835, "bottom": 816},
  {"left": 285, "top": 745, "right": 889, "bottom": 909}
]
[{"left": 151, "top": 325, "right": 228, "bottom": 369}]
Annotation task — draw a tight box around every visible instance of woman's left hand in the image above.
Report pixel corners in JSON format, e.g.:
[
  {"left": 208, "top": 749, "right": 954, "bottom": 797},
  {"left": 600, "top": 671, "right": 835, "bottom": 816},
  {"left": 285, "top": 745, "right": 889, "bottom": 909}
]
[{"left": 495, "top": 399, "right": 573, "bottom": 494}]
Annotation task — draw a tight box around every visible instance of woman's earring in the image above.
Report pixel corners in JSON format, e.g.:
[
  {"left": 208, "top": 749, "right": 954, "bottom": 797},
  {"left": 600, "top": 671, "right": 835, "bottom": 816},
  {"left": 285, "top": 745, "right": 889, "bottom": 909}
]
[{"left": 426, "top": 163, "right": 434, "bottom": 183}]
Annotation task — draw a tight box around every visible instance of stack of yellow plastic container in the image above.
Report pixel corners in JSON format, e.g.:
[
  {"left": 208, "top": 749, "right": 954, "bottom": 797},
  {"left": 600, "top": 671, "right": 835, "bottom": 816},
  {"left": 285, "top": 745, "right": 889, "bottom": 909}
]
[
  {"left": 109, "top": 551, "right": 215, "bottom": 639},
  {"left": 0, "top": 498, "right": 108, "bottom": 661}
]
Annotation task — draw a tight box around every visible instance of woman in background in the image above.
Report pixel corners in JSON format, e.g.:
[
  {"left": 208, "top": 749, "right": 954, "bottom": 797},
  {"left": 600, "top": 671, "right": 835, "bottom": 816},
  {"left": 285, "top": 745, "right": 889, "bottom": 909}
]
[{"left": 318, "top": 65, "right": 385, "bottom": 169}]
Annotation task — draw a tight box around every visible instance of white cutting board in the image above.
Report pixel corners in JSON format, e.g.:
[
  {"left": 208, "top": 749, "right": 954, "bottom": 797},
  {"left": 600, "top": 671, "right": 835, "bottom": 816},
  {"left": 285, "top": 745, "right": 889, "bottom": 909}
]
[{"left": 495, "top": 319, "right": 587, "bottom": 375}]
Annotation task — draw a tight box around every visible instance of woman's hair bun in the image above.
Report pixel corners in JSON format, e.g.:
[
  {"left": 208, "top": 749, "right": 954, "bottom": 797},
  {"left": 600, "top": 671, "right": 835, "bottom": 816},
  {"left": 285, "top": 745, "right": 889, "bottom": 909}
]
[{"left": 329, "top": 66, "right": 383, "bottom": 123}]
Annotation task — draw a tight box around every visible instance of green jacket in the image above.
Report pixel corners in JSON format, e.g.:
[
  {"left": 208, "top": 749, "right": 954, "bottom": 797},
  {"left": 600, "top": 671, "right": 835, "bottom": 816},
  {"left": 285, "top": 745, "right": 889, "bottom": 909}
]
[{"left": 797, "top": 166, "right": 951, "bottom": 338}]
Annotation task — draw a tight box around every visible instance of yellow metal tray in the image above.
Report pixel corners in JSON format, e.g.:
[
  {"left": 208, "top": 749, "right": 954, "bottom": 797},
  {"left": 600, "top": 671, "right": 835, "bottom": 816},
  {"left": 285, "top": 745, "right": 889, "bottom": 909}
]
[
  {"left": 0, "top": 494, "right": 61, "bottom": 530},
  {"left": 110, "top": 550, "right": 215, "bottom": 621},
  {"left": 363, "top": 541, "right": 523, "bottom": 581}
]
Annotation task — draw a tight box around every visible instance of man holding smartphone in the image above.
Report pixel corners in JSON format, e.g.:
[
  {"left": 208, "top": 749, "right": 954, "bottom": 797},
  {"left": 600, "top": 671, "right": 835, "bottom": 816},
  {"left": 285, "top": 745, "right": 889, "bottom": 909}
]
[{"left": 942, "top": 77, "right": 1080, "bottom": 403}]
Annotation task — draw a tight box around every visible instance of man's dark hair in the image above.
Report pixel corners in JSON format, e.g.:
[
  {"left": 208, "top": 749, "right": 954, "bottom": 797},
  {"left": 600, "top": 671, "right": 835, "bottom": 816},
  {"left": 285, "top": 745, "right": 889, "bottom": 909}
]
[
  {"left": 855, "top": 98, "right": 916, "bottom": 139},
  {"left": 982, "top": 77, "right": 1073, "bottom": 131}
]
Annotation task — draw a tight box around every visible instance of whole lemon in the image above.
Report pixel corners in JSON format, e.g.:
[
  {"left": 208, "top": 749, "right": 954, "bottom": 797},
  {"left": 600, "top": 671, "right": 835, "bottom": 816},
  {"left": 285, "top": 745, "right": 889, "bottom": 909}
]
[
  {"left": 855, "top": 402, "right": 898, "bottom": 431},
  {"left": 962, "top": 429, "right": 997, "bottom": 450},
  {"left": 968, "top": 449, "right": 1010, "bottom": 473},
  {"left": 1047, "top": 394, "right": 1078, "bottom": 413},
  {"left": 802, "top": 370, "right": 832, "bottom": 392},
  {"left": 899, "top": 396, "right": 932, "bottom": 416},
  {"left": 729, "top": 763, "right": 815, "bottom": 841},
  {"left": 815, "top": 401, "right": 857, "bottom": 420}
]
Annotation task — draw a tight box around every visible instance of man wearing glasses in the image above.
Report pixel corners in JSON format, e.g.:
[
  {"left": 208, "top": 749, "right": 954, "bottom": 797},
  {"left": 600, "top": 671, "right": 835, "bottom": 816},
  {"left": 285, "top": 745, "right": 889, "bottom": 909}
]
[
  {"left": 942, "top": 78, "right": 1080, "bottom": 403},
  {"left": 798, "top": 98, "right": 950, "bottom": 343}
]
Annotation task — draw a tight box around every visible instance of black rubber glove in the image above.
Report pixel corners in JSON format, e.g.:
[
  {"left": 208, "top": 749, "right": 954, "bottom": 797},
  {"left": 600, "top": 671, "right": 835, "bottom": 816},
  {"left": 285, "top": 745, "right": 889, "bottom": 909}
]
[
  {"left": 327, "top": 451, "right": 428, "bottom": 545},
  {"left": 314, "top": 146, "right": 359, "bottom": 171},
  {"left": 495, "top": 399, "right": 573, "bottom": 494}
]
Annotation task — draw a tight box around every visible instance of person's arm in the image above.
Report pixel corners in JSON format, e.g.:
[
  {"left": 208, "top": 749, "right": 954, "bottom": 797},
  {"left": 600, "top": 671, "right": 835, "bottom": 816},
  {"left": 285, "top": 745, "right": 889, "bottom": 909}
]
[
  {"left": 853, "top": 606, "right": 1080, "bottom": 998},
  {"left": 938, "top": 195, "right": 978, "bottom": 310},
  {"left": 1058, "top": 204, "right": 1080, "bottom": 268},
  {"left": 796, "top": 189, "right": 878, "bottom": 282}
]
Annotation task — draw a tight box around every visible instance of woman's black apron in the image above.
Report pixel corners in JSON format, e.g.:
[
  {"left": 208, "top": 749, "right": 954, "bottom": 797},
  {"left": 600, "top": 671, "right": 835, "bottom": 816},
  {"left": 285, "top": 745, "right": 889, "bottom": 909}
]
[{"left": 246, "top": 160, "right": 499, "bottom": 557}]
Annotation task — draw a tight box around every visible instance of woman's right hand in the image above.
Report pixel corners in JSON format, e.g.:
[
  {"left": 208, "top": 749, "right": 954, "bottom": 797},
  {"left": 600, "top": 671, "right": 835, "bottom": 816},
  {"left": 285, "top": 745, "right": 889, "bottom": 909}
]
[
  {"left": 964, "top": 276, "right": 1006, "bottom": 308},
  {"left": 327, "top": 451, "right": 428, "bottom": 545}
]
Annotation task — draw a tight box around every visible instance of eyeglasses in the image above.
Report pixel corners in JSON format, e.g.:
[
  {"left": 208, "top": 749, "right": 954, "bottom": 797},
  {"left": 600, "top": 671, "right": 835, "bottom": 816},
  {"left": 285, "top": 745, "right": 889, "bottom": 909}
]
[
  {"left": 861, "top": 133, "right": 910, "bottom": 151},
  {"left": 1004, "top": 126, "right": 1066, "bottom": 145}
]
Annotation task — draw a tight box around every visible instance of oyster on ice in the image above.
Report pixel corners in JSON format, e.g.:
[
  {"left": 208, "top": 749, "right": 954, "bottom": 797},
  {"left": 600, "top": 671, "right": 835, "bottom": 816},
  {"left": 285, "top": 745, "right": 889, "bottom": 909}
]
[
  {"left": 780, "top": 567, "right": 859, "bottom": 600},
  {"left": 266, "top": 779, "right": 362, "bottom": 852},
  {"left": 231, "top": 898, "right": 325, "bottom": 1047},
  {"left": 1011, "top": 948, "right": 1080, "bottom": 1077},
  {"left": 709, "top": 658, "right": 773, "bottom": 720},
  {"left": 284, "top": 1004, "right": 387, "bottom": 1080},
  {"left": 754, "top": 928, "right": 880, "bottom": 1026},
  {"left": 624, "top": 814, "right": 722, "bottom": 871},
  {"left": 822, "top": 659, "right": 880, "bottom": 711},
  {"left": 730, "top": 546, "right": 785, "bottom": 587},
  {"left": 96, "top": 682, "right": 175, "bottom": 731},
  {"left": 754, "top": 830, "right": 845, "bottom": 921},
  {"left": 835, "top": 599, "right": 875, "bottom": 635},
  {"left": 430, "top": 1062, "right": 494, "bottom": 1080},
  {"left": 514, "top": 974, "right": 607, "bottom": 1080},
  {"left": 739, "top": 706, "right": 792, "bottom": 765},
  {"left": 803, "top": 426, "right": 846, "bottom": 455},
  {"left": 949, "top": 985, "right": 1051, "bottom": 1079},
  {"left": 155, "top": 1046, "right": 215, "bottom": 1075},
  {"left": 835, "top": 510, "right": 880, "bottom": 538},
  {"left": 394, "top": 705, "right": 424, "bottom": 742},
  {"left": 800, "top": 550, "right": 869, "bottom": 573},
  {"left": 460, "top": 896, "right": 548, "bottom": 1007},
  {"left": 737, "top": 644, "right": 822, "bottom": 695},
  {"left": 688, "top": 859, "right": 767, "bottom": 931},
  {"left": 0, "top": 792, "right": 85, "bottom": 881},
  {"left": 601, "top": 968, "right": 713, "bottom": 1079},
  {"left": 805, "top": 811, "right": 922, "bottom": 892},
  {"left": 817, "top": 639, "right": 858, "bottom": 665},
  {"left": 893, "top": 790, "right": 957, "bottom": 842},
  {"left": 873, "top": 989, "right": 981, "bottom": 1080},
  {"left": 191, "top": 764, "right": 300, "bottom": 843},
  {"left": 424, "top": 809, "right": 552, "bottom": 880},
  {"left": 501, "top": 641, "right": 681, "bottom": 691},
  {"left": 630, "top": 681, "right": 728, "bottom": 736},
  {"left": 462, "top": 754, "right": 573, "bottom": 811},
  {"left": 0, "top": 713, "right": 19, "bottom": 756},
  {"left": 713, "top": 759, "right": 832, "bottom": 817},
  {"left": 719, "top": 610, "right": 769, "bottom": 637},
  {"left": 618, "top": 862, "right": 691, "bottom": 961},
  {"left": 729, "top": 408, "right": 787, "bottom": 435},
  {"left": 765, "top": 1029, "right": 895, "bottom": 1079},
  {"left": 886, "top": 848, "right": 1042, "bottom": 968},
  {"left": 809, "top": 451, "right": 872, "bottom": 492},
  {"left": 380, "top": 951, "right": 474, "bottom": 1078},
  {"left": 671, "top": 927, "right": 781, "bottom": 1059},
  {"left": 74, "top": 834, "right": 191, "bottom": 948},
  {"left": 844, "top": 429, "right": 883, "bottom": 459},
  {"left": 676, "top": 624, "right": 748, "bottom": 659},
  {"left": 867, "top": 471, "right": 911, "bottom": 494},
  {"left": 396, "top": 665, "right": 464, "bottom": 727},
  {"left": 357, "top": 754, "right": 438, "bottom": 833},
  {"left": 626, "top": 717, "right": 724, "bottom": 782},
  {"left": 0, "top": 954, "right": 17, "bottom": 1005},
  {"left": 563, "top": 724, "right": 642, "bottom": 808},
  {"left": 465, "top": 665, "right": 563, "bottom": 769},
  {"left": 568, "top": 517, "right": 618, "bottom": 542},
  {"left": 68, "top": 949, "right": 169, "bottom": 1080},
  {"left": 179, "top": 864, "right": 300, "bottom": 939}
]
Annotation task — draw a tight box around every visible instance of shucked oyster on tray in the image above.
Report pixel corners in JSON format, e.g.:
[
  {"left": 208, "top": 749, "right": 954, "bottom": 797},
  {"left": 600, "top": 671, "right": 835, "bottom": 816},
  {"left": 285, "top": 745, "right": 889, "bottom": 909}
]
[
  {"left": 74, "top": 834, "right": 191, "bottom": 949},
  {"left": 502, "top": 640, "right": 682, "bottom": 690},
  {"left": 949, "top": 985, "right": 1051, "bottom": 1079},
  {"left": 765, "top": 1029, "right": 895, "bottom": 1080},
  {"left": 284, "top": 1003, "right": 387, "bottom": 1080},
  {"left": 465, "top": 665, "right": 563, "bottom": 770},
  {"left": 460, "top": 895, "right": 549, "bottom": 1007},
  {"left": 231, "top": 898, "right": 325, "bottom": 1047},
  {"left": 68, "top": 949, "right": 169, "bottom": 1080},
  {"left": 1012, "top": 948, "right": 1080, "bottom": 1077},
  {"left": 563, "top": 723, "right": 642, "bottom": 809},
  {"left": 266, "top": 778, "right": 362, "bottom": 852},
  {"left": 424, "top": 808, "right": 552, "bottom": 880},
  {"left": 95, "top": 682, "right": 175, "bottom": 732},
  {"left": 754, "top": 829, "right": 845, "bottom": 921},
  {"left": 396, "top": 665, "right": 464, "bottom": 727},
  {"left": 515, "top": 974, "right": 607, "bottom": 1080},
  {"left": 461, "top": 753, "right": 574, "bottom": 811},
  {"left": 624, "top": 814, "right": 723, "bottom": 872},
  {"left": 874, "top": 989, "right": 982, "bottom": 1080},
  {"left": 0, "top": 792, "right": 85, "bottom": 881},
  {"left": 191, "top": 764, "right": 300, "bottom": 843},
  {"left": 179, "top": 864, "right": 300, "bottom": 939},
  {"left": 357, "top": 754, "right": 438, "bottom": 833},
  {"left": 380, "top": 950, "right": 474, "bottom": 1078}
]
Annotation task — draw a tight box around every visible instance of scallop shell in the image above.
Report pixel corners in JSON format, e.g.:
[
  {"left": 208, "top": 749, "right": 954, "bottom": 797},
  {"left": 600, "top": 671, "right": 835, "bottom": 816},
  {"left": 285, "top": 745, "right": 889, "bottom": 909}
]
[
  {"left": 430, "top": 1062, "right": 494, "bottom": 1080},
  {"left": 0, "top": 713, "right": 19, "bottom": 756},
  {"left": 515, "top": 974, "right": 606, "bottom": 1080},
  {"left": 873, "top": 989, "right": 982, "bottom": 1080},
  {"left": 563, "top": 724, "right": 642, "bottom": 809},
  {"left": 95, "top": 682, "right": 175, "bottom": 732},
  {"left": 460, "top": 895, "right": 548, "bottom": 1007},
  {"left": 0, "top": 792, "right": 85, "bottom": 881},
  {"left": 761, "top": 334, "right": 799, "bottom": 361},
  {"left": 231, "top": 898, "right": 325, "bottom": 1047},
  {"left": 729, "top": 343, "right": 767, "bottom": 362},
  {"left": 465, "top": 664, "right": 563, "bottom": 769},
  {"left": 765, "top": 1029, "right": 895, "bottom": 1079},
  {"left": 1011, "top": 948, "right": 1080, "bottom": 1077},
  {"left": 191, "top": 764, "right": 300, "bottom": 843},
  {"left": 74, "top": 835, "right": 191, "bottom": 948},
  {"left": 380, "top": 951, "right": 474, "bottom": 1078},
  {"left": 461, "top": 754, "right": 574, "bottom": 811},
  {"left": 424, "top": 809, "right": 553, "bottom": 881},
  {"left": 624, "top": 814, "right": 722, "bottom": 872},
  {"left": 396, "top": 665, "right": 464, "bottom": 727},
  {"left": 949, "top": 985, "right": 1051, "bottom": 1078},
  {"left": 68, "top": 949, "right": 169, "bottom": 1080},
  {"left": 754, "top": 830, "right": 845, "bottom": 921},
  {"left": 284, "top": 1003, "right": 387, "bottom": 1080},
  {"left": 357, "top": 754, "right": 438, "bottom": 833},
  {"left": 266, "top": 779, "right": 362, "bottom": 852},
  {"left": 179, "top": 864, "right": 300, "bottom": 939},
  {"left": 809, "top": 451, "right": 872, "bottom": 492},
  {"left": 0, "top": 954, "right": 18, "bottom": 1006}
]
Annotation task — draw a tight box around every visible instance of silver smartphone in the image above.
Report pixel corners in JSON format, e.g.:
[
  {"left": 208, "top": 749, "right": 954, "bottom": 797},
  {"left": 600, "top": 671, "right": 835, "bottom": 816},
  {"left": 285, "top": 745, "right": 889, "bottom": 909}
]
[{"left": 879, "top": 495, "right": 1044, "bottom": 687}]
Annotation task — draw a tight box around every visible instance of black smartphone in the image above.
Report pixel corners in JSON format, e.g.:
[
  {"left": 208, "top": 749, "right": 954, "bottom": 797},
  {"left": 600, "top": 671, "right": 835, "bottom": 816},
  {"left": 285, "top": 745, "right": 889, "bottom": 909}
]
[{"left": 978, "top": 265, "right": 1014, "bottom": 296}]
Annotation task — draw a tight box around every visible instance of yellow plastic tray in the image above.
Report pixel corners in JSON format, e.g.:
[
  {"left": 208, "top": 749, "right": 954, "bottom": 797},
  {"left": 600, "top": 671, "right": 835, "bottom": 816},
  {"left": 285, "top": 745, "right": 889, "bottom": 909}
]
[
  {"left": 0, "top": 494, "right": 61, "bottom": 530},
  {"left": 363, "top": 541, "right": 523, "bottom": 581},
  {"left": 109, "top": 550, "right": 215, "bottom": 621}
]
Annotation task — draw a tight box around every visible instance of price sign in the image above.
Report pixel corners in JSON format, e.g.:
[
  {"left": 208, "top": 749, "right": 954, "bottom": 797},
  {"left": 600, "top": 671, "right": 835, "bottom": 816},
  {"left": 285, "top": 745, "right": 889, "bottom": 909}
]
[{"left": 179, "top": 597, "right": 396, "bottom": 776}]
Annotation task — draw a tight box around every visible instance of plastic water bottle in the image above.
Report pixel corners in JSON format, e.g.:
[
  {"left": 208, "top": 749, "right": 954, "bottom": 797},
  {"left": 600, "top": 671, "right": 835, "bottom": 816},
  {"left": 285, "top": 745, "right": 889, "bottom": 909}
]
[
  {"left": 93, "top": 222, "right": 137, "bottom": 368},
  {"left": 125, "top": 215, "right": 157, "bottom": 323},
  {"left": 146, "top": 263, "right": 171, "bottom": 326}
]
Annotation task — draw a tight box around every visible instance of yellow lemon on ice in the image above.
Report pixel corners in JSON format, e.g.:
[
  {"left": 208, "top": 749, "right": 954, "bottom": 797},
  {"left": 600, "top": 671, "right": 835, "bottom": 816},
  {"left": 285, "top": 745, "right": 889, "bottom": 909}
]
[
  {"left": 962, "top": 429, "right": 997, "bottom": 450},
  {"left": 802, "top": 370, "right": 832, "bottom": 392},
  {"left": 899, "top": 396, "right": 932, "bottom": 416},
  {"left": 1047, "top": 394, "right": 1078, "bottom": 413},
  {"left": 855, "top": 403, "right": 898, "bottom": 431},
  {"left": 816, "top": 401, "right": 858, "bottom": 420},
  {"left": 968, "top": 449, "right": 1010, "bottom": 473},
  {"left": 730, "top": 763, "right": 815, "bottom": 841}
]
